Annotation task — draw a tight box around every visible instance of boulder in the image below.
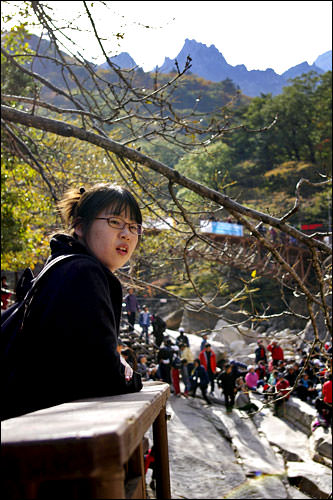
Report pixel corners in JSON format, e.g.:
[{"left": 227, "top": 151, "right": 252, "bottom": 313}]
[
  {"left": 210, "top": 407, "right": 286, "bottom": 481},
  {"left": 181, "top": 303, "right": 218, "bottom": 333},
  {"left": 287, "top": 461, "right": 332, "bottom": 499},
  {"left": 164, "top": 308, "right": 183, "bottom": 330},
  {"left": 284, "top": 397, "right": 317, "bottom": 436},
  {"left": 212, "top": 319, "right": 249, "bottom": 346},
  {"left": 309, "top": 425, "right": 332, "bottom": 460},
  {"left": 252, "top": 406, "right": 312, "bottom": 462}
]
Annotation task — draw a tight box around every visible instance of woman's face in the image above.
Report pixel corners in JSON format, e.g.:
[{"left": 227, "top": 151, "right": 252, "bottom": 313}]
[{"left": 76, "top": 206, "right": 139, "bottom": 272}]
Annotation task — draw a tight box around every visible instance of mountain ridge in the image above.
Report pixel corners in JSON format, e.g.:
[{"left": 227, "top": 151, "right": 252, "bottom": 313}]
[{"left": 100, "top": 39, "right": 331, "bottom": 97}]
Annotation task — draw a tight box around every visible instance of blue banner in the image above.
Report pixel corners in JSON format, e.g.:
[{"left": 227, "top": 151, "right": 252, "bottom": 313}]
[{"left": 200, "top": 220, "right": 243, "bottom": 236}]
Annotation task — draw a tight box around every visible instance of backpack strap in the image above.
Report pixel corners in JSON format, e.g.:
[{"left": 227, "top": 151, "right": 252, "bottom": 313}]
[{"left": 23, "top": 253, "right": 78, "bottom": 303}]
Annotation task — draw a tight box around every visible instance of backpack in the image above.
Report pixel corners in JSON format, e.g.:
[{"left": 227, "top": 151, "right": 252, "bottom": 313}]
[
  {"left": 152, "top": 315, "right": 166, "bottom": 332},
  {"left": 1, "top": 254, "right": 77, "bottom": 389}
]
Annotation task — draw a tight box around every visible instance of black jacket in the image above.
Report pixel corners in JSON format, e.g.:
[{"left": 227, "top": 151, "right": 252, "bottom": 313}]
[
  {"left": 3, "top": 234, "right": 142, "bottom": 420},
  {"left": 217, "top": 371, "right": 236, "bottom": 392}
]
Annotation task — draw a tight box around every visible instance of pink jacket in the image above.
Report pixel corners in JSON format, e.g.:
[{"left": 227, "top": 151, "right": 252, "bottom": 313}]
[{"left": 245, "top": 371, "right": 259, "bottom": 389}]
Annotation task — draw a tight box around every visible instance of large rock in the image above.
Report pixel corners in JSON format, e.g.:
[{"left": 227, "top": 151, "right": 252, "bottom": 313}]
[
  {"left": 212, "top": 319, "right": 256, "bottom": 346},
  {"left": 287, "top": 461, "right": 332, "bottom": 499},
  {"left": 210, "top": 407, "right": 285, "bottom": 477},
  {"left": 181, "top": 303, "right": 219, "bottom": 333},
  {"left": 164, "top": 308, "right": 183, "bottom": 330},
  {"left": 284, "top": 397, "right": 317, "bottom": 436},
  {"left": 309, "top": 425, "right": 332, "bottom": 461},
  {"left": 252, "top": 406, "right": 312, "bottom": 462},
  {"left": 164, "top": 396, "right": 247, "bottom": 499}
]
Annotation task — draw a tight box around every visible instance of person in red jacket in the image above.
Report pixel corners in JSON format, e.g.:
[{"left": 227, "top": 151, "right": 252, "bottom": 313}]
[
  {"left": 322, "top": 376, "right": 332, "bottom": 404},
  {"left": 273, "top": 372, "right": 290, "bottom": 417},
  {"left": 314, "top": 373, "right": 332, "bottom": 427},
  {"left": 199, "top": 343, "right": 217, "bottom": 395},
  {"left": 267, "top": 340, "right": 284, "bottom": 367}
]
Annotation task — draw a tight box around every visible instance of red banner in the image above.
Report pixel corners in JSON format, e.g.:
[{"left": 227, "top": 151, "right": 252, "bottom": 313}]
[{"left": 301, "top": 223, "right": 323, "bottom": 230}]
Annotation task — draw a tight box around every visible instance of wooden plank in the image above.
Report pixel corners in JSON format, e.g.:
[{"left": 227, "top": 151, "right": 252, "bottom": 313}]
[
  {"left": 2, "top": 382, "right": 170, "bottom": 498},
  {"left": 153, "top": 407, "right": 171, "bottom": 499},
  {"left": 125, "top": 476, "right": 144, "bottom": 499}
]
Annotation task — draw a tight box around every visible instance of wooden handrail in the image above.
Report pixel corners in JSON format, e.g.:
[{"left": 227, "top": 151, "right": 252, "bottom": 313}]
[{"left": 2, "top": 381, "right": 171, "bottom": 499}]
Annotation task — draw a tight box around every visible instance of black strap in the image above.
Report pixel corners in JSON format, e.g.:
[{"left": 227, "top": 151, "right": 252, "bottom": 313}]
[{"left": 23, "top": 253, "right": 77, "bottom": 304}]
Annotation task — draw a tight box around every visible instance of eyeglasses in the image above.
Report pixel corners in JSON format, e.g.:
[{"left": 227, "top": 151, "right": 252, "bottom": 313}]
[{"left": 95, "top": 216, "right": 143, "bottom": 235}]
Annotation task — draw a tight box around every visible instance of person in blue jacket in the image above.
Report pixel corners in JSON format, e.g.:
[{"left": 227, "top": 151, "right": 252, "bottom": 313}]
[
  {"left": 139, "top": 305, "right": 151, "bottom": 343},
  {"left": 190, "top": 358, "right": 212, "bottom": 405}
]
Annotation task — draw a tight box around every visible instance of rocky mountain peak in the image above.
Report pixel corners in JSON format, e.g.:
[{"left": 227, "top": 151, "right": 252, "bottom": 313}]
[{"left": 314, "top": 50, "right": 332, "bottom": 72}]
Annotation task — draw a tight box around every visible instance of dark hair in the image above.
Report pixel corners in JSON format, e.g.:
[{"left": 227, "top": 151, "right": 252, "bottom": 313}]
[
  {"left": 194, "top": 358, "right": 200, "bottom": 365},
  {"left": 224, "top": 363, "right": 231, "bottom": 370},
  {"left": 205, "top": 343, "right": 211, "bottom": 348},
  {"left": 58, "top": 183, "right": 142, "bottom": 239}
]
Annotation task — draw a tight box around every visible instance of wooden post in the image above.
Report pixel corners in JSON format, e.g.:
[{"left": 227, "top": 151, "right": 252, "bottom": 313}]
[{"left": 153, "top": 406, "right": 171, "bottom": 499}]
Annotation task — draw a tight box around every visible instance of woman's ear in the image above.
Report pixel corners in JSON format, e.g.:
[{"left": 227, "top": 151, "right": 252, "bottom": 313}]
[{"left": 73, "top": 218, "right": 84, "bottom": 239}]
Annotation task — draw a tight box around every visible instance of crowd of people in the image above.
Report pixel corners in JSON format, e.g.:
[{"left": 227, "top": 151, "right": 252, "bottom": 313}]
[
  {"left": 2, "top": 270, "right": 331, "bottom": 429},
  {"left": 121, "top": 304, "right": 332, "bottom": 429}
]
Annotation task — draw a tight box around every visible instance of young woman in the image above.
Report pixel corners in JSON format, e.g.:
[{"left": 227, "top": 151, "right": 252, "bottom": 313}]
[{"left": 3, "top": 183, "right": 143, "bottom": 420}]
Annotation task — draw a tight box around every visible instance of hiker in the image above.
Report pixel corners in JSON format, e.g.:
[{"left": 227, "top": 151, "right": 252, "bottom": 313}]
[
  {"left": 273, "top": 372, "right": 290, "bottom": 417},
  {"left": 2, "top": 183, "right": 143, "bottom": 420},
  {"left": 136, "top": 354, "right": 149, "bottom": 381},
  {"left": 124, "top": 288, "right": 140, "bottom": 333},
  {"left": 151, "top": 314, "right": 166, "bottom": 347},
  {"left": 179, "top": 342, "right": 195, "bottom": 373},
  {"left": 200, "top": 332, "right": 209, "bottom": 351},
  {"left": 295, "top": 373, "right": 318, "bottom": 403},
  {"left": 180, "top": 359, "right": 192, "bottom": 396},
  {"left": 139, "top": 304, "right": 151, "bottom": 343},
  {"left": 254, "top": 340, "right": 267, "bottom": 364},
  {"left": 171, "top": 345, "right": 182, "bottom": 396},
  {"left": 176, "top": 327, "right": 190, "bottom": 347},
  {"left": 217, "top": 363, "right": 236, "bottom": 412},
  {"left": 267, "top": 340, "right": 284, "bottom": 367},
  {"left": 156, "top": 339, "right": 173, "bottom": 384},
  {"left": 245, "top": 365, "right": 259, "bottom": 391},
  {"left": 234, "top": 377, "right": 258, "bottom": 413},
  {"left": 313, "top": 373, "right": 332, "bottom": 428},
  {"left": 124, "top": 287, "right": 140, "bottom": 333},
  {"left": 199, "top": 343, "right": 217, "bottom": 395},
  {"left": 190, "top": 358, "right": 212, "bottom": 405}
]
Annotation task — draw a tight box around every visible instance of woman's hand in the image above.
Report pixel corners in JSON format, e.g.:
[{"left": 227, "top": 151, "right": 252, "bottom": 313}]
[{"left": 120, "top": 355, "right": 133, "bottom": 381}]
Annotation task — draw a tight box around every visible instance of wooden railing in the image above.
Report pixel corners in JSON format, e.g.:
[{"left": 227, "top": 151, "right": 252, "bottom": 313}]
[{"left": 2, "top": 381, "right": 171, "bottom": 499}]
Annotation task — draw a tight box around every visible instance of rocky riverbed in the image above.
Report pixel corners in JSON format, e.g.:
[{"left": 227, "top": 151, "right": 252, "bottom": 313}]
[
  {"left": 142, "top": 328, "right": 331, "bottom": 499},
  {"left": 145, "top": 391, "right": 331, "bottom": 499}
]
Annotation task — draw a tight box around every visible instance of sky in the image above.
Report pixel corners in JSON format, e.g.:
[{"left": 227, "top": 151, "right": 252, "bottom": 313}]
[{"left": 2, "top": 1, "right": 332, "bottom": 74}]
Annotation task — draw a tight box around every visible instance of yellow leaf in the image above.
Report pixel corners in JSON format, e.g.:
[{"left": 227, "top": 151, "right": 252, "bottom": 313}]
[{"left": 251, "top": 270, "right": 257, "bottom": 278}]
